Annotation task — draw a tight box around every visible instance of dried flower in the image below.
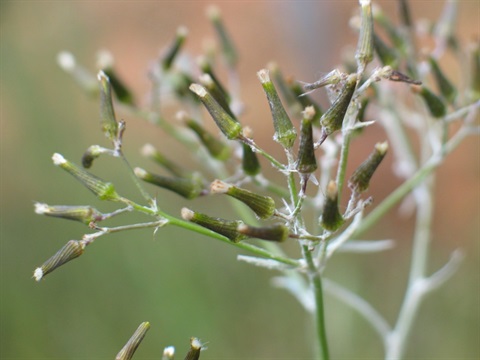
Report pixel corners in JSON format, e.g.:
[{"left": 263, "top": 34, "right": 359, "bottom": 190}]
[
  {"left": 320, "top": 181, "right": 344, "bottom": 232},
  {"left": 34, "top": 203, "right": 102, "bottom": 225},
  {"left": 237, "top": 223, "right": 289, "bottom": 242},
  {"left": 52, "top": 153, "right": 120, "bottom": 201},
  {"left": 210, "top": 180, "right": 276, "bottom": 219},
  {"left": 181, "top": 207, "right": 245, "bottom": 243},
  {"left": 296, "top": 106, "right": 317, "bottom": 174},
  {"left": 257, "top": 69, "right": 297, "bottom": 149},
  {"left": 33, "top": 240, "right": 86, "bottom": 281},
  {"left": 189, "top": 83, "right": 243, "bottom": 140},
  {"left": 135, "top": 167, "right": 204, "bottom": 199},
  {"left": 349, "top": 142, "right": 388, "bottom": 193},
  {"left": 184, "top": 337, "right": 204, "bottom": 360},
  {"left": 115, "top": 322, "right": 150, "bottom": 360}
]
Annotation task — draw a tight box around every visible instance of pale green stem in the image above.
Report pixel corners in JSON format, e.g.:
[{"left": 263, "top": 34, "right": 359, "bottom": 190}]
[{"left": 303, "top": 245, "right": 329, "bottom": 360}]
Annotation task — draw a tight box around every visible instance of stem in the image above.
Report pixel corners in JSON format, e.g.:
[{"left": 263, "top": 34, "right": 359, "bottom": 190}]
[{"left": 303, "top": 245, "right": 329, "bottom": 360}]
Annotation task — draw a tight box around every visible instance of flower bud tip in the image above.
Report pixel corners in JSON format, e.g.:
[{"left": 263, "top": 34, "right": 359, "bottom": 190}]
[
  {"left": 57, "top": 51, "right": 76, "bottom": 72},
  {"left": 256, "top": 69, "right": 270, "bottom": 83},
  {"left": 52, "top": 153, "right": 66, "bottom": 165},
  {"left": 97, "top": 70, "right": 108, "bottom": 82},
  {"left": 210, "top": 179, "right": 231, "bottom": 194},
  {"left": 134, "top": 167, "right": 148, "bottom": 178},
  {"left": 34, "top": 202, "right": 49, "bottom": 214},
  {"left": 141, "top": 143, "right": 156, "bottom": 157},
  {"left": 33, "top": 268, "right": 43, "bottom": 282},
  {"left": 163, "top": 346, "right": 175, "bottom": 356},
  {"left": 181, "top": 207, "right": 194, "bottom": 221},
  {"left": 189, "top": 83, "right": 207, "bottom": 97}
]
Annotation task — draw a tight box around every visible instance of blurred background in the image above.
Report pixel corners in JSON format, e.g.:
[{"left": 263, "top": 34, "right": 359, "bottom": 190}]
[{"left": 1, "top": 1, "right": 478, "bottom": 359}]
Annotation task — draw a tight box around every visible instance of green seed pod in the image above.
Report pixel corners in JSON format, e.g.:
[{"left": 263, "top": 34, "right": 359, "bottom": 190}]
[
  {"left": 207, "top": 6, "right": 238, "bottom": 68},
  {"left": 97, "top": 71, "right": 119, "bottom": 142},
  {"left": 469, "top": 41, "right": 480, "bottom": 101},
  {"left": 141, "top": 143, "right": 191, "bottom": 178},
  {"left": 241, "top": 127, "right": 261, "bottom": 176},
  {"left": 52, "top": 153, "right": 120, "bottom": 201},
  {"left": 428, "top": 56, "right": 457, "bottom": 104},
  {"left": 33, "top": 240, "right": 86, "bottom": 281},
  {"left": 320, "top": 181, "right": 344, "bottom": 232},
  {"left": 296, "top": 106, "right": 317, "bottom": 174},
  {"left": 319, "top": 73, "right": 357, "bottom": 140},
  {"left": 199, "top": 73, "right": 236, "bottom": 119},
  {"left": 81, "top": 145, "right": 106, "bottom": 169},
  {"left": 189, "top": 83, "right": 243, "bottom": 140},
  {"left": 181, "top": 207, "right": 246, "bottom": 243},
  {"left": 135, "top": 168, "right": 204, "bottom": 200},
  {"left": 349, "top": 142, "right": 388, "bottom": 193},
  {"left": 257, "top": 69, "right": 297, "bottom": 149},
  {"left": 210, "top": 179, "right": 276, "bottom": 219},
  {"left": 34, "top": 203, "right": 102, "bottom": 225},
  {"left": 237, "top": 223, "right": 289, "bottom": 242},
  {"left": 373, "top": 33, "right": 398, "bottom": 68},
  {"left": 161, "top": 26, "right": 188, "bottom": 70},
  {"left": 356, "top": 0, "right": 374, "bottom": 72},
  {"left": 177, "top": 111, "right": 231, "bottom": 161},
  {"left": 115, "top": 322, "right": 150, "bottom": 360},
  {"left": 184, "top": 337, "right": 203, "bottom": 360},
  {"left": 412, "top": 85, "right": 447, "bottom": 118},
  {"left": 197, "top": 55, "right": 231, "bottom": 105}
]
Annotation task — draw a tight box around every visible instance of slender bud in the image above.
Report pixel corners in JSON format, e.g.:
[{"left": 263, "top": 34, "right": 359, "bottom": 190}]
[
  {"left": 428, "top": 56, "right": 457, "bottom": 103},
  {"left": 257, "top": 69, "right": 297, "bottom": 149},
  {"left": 115, "top": 322, "right": 150, "bottom": 360},
  {"left": 210, "top": 180, "right": 276, "bottom": 220},
  {"left": 97, "top": 70, "right": 119, "bottom": 142},
  {"left": 296, "top": 106, "right": 317, "bottom": 174},
  {"left": 398, "top": 0, "right": 413, "bottom": 28},
  {"left": 207, "top": 6, "right": 238, "bottom": 67},
  {"left": 411, "top": 85, "right": 447, "bottom": 118},
  {"left": 52, "top": 153, "right": 120, "bottom": 201},
  {"left": 135, "top": 167, "right": 204, "bottom": 199},
  {"left": 469, "top": 41, "right": 480, "bottom": 101},
  {"left": 81, "top": 145, "right": 108, "bottom": 169},
  {"left": 319, "top": 73, "right": 357, "bottom": 142},
  {"left": 141, "top": 143, "right": 190, "bottom": 178},
  {"left": 98, "top": 50, "right": 135, "bottom": 106},
  {"left": 199, "top": 73, "right": 235, "bottom": 119},
  {"left": 162, "top": 346, "right": 175, "bottom": 360},
  {"left": 34, "top": 203, "right": 102, "bottom": 225},
  {"left": 237, "top": 223, "right": 289, "bottom": 242},
  {"left": 372, "top": 7, "right": 406, "bottom": 52},
  {"left": 57, "top": 51, "right": 98, "bottom": 96},
  {"left": 268, "top": 62, "right": 303, "bottom": 118},
  {"left": 177, "top": 111, "right": 231, "bottom": 161},
  {"left": 349, "top": 142, "right": 388, "bottom": 193},
  {"left": 373, "top": 33, "right": 398, "bottom": 68},
  {"left": 184, "top": 337, "right": 203, "bottom": 360},
  {"left": 161, "top": 26, "right": 188, "bottom": 70},
  {"left": 33, "top": 240, "right": 86, "bottom": 281},
  {"left": 189, "top": 83, "right": 243, "bottom": 140},
  {"left": 181, "top": 207, "right": 245, "bottom": 243},
  {"left": 241, "top": 127, "right": 261, "bottom": 176},
  {"left": 197, "top": 55, "right": 231, "bottom": 104},
  {"left": 356, "top": 0, "right": 374, "bottom": 72},
  {"left": 302, "top": 69, "right": 345, "bottom": 93},
  {"left": 320, "top": 181, "right": 344, "bottom": 232}
]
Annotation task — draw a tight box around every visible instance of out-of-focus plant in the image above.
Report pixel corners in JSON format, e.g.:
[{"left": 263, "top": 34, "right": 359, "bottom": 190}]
[{"left": 33, "top": 1, "right": 479, "bottom": 358}]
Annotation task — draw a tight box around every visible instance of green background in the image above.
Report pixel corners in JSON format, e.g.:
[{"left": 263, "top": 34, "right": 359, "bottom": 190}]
[{"left": 1, "top": 1, "right": 479, "bottom": 359}]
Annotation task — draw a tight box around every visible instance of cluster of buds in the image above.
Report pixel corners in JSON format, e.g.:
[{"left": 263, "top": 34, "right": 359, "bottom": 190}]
[{"left": 115, "top": 322, "right": 204, "bottom": 360}]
